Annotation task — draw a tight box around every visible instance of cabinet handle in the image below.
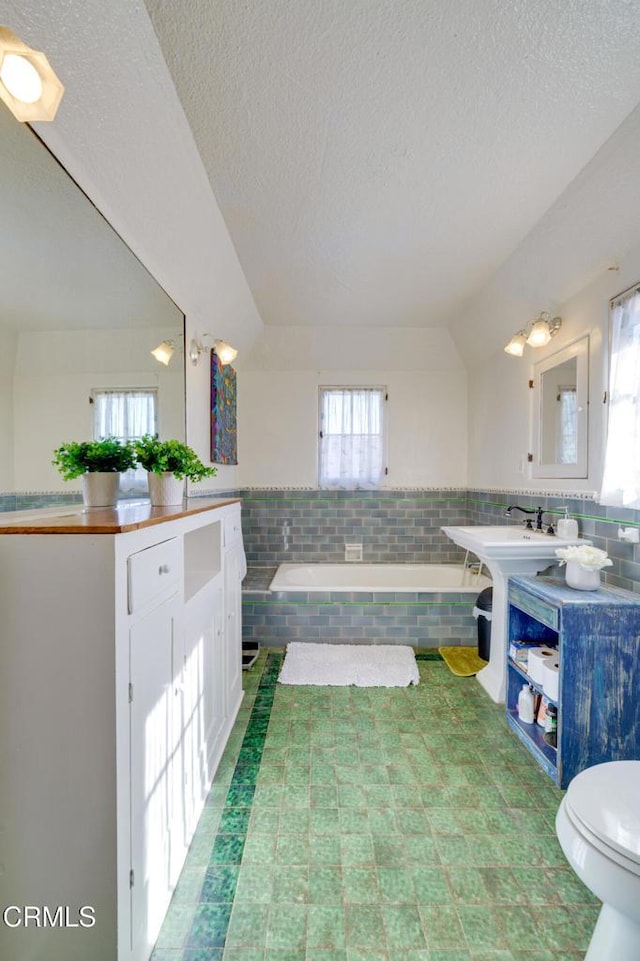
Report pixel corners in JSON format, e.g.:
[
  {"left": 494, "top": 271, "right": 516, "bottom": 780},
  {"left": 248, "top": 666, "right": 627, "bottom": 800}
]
[{"left": 158, "top": 564, "right": 170, "bottom": 575}]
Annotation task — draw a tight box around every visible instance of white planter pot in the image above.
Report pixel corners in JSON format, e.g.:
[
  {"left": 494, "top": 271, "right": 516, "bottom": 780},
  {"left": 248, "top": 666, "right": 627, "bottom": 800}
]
[
  {"left": 81, "top": 472, "right": 119, "bottom": 508},
  {"left": 565, "top": 560, "right": 601, "bottom": 591},
  {"left": 147, "top": 472, "right": 184, "bottom": 507}
]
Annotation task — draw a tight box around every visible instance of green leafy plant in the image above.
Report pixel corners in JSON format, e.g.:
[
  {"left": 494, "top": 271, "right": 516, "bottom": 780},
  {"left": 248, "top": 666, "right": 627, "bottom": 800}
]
[
  {"left": 52, "top": 437, "right": 137, "bottom": 481},
  {"left": 133, "top": 435, "right": 217, "bottom": 483}
]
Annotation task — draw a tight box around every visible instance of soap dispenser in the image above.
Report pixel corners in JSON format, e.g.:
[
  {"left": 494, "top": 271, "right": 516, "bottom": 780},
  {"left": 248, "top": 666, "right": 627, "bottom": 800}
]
[
  {"left": 518, "top": 684, "right": 535, "bottom": 724},
  {"left": 557, "top": 507, "right": 578, "bottom": 539}
]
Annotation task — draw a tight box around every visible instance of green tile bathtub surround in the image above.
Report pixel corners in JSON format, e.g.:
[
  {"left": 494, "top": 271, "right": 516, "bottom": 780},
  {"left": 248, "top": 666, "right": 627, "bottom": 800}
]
[{"left": 153, "top": 652, "right": 601, "bottom": 961}]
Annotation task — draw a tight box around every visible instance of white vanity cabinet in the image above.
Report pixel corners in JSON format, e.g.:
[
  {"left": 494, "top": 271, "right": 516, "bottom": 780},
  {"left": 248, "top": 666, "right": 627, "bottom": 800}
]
[{"left": 0, "top": 499, "right": 244, "bottom": 961}]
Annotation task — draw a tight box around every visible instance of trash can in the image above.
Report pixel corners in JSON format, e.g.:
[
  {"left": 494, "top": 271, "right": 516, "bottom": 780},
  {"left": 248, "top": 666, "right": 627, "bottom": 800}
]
[{"left": 473, "top": 587, "right": 493, "bottom": 661}]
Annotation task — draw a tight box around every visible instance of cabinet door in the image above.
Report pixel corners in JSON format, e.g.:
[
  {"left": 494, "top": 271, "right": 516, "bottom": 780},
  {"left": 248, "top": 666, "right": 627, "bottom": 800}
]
[
  {"left": 183, "top": 582, "right": 225, "bottom": 838},
  {"left": 129, "top": 594, "right": 179, "bottom": 961},
  {"left": 224, "top": 543, "right": 243, "bottom": 716}
]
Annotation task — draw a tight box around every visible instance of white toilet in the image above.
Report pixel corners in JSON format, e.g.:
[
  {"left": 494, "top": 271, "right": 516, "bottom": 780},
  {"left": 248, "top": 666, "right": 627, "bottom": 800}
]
[{"left": 555, "top": 760, "right": 640, "bottom": 961}]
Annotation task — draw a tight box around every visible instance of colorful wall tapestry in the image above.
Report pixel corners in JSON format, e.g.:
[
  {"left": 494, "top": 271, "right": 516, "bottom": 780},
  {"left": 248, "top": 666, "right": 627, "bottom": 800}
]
[{"left": 210, "top": 353, "right": 238, "bottom": 464}]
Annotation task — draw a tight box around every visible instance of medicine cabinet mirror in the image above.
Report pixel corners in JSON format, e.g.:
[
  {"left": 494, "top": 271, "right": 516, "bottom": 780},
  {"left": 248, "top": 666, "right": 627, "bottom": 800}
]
[
  {"left": 0, "top": 107, "right": 185, "bottom": 497},
  {"left": 530, "top": 335, "right": 589, "bottom": 478}
]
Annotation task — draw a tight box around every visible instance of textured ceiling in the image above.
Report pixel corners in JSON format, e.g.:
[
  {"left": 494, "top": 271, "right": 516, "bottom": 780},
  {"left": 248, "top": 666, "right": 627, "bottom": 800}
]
[{"left": 144, "top": 0, "right": 640, "bottom": 330}]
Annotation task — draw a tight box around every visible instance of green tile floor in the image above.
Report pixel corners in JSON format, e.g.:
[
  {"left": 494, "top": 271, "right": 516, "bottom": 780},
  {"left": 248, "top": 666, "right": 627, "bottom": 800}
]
[{"left": 151, "top": 651, "right": 599, "bottom": 961}]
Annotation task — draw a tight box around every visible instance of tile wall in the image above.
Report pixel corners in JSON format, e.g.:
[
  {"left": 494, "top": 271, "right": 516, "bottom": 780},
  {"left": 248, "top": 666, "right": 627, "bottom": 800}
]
[{"left": 237, "top": 489, "right": 468, "bottom": 566}]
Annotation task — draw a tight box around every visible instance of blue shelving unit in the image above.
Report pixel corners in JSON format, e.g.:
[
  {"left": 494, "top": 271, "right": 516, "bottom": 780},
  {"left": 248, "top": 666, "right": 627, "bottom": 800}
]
[{"left": 506, "top": 575, "right": 640, "bottom": 788}]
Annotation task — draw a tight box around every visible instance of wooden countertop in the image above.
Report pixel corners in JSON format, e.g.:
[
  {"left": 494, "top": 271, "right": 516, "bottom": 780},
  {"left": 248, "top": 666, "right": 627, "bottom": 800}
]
[{"left": 0, "top": 496, "right": 241, "bottom": 534}]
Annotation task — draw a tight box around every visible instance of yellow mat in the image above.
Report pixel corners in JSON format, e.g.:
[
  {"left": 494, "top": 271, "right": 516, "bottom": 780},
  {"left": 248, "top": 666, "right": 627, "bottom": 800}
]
[{"left": 439, "top": 646, "right": 488, "bottom": 677}]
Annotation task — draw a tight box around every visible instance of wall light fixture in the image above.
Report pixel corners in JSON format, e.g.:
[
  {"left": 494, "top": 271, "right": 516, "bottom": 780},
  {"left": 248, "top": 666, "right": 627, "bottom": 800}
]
[
  {"left": 189, "top": 334, "right": 238, "bottom": 366},
  {"left": 0, "top": 26, "right": 64, "bottom": 122},
  {"left": 150, "top": 340, "right": 176, "bottom": 366},
  {"left": 504, "top": 312, "right": 562, "bottom": 357}
]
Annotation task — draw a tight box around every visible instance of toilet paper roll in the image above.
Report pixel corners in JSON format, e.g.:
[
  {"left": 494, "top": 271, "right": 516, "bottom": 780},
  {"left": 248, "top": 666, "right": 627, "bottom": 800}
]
[
  {"left": 527, "top": 646, "right": 556, "bottom": 684},
  {"left": 542, "top": 659, "right": 559, "bottom": 701}
]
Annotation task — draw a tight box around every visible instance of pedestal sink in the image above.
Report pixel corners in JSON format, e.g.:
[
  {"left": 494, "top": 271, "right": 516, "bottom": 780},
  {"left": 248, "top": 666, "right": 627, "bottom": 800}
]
[{"left": 441, "top": 525, "right": 586, "bottom": 703}]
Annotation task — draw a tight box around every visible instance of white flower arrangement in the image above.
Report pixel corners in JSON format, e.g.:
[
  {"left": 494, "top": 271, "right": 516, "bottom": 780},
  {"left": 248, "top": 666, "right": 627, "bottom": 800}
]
[{"left": 555, "top": 544, "right": 613, "bottom": 571}]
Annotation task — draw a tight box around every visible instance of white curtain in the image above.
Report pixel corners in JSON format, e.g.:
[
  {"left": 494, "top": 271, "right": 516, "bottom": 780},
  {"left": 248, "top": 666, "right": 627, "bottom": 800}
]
[
  {"left": 558, "top": 387, "right": 577, "bottom": 464},
  {"left": 93, "top": 390, "right": 157, "bottom": 442},
  {"left": 600, "top": 289, "right": 640, "bottom": 508},
  {"left": 319, "top": 388, "right": 385, "bottom": 489}
]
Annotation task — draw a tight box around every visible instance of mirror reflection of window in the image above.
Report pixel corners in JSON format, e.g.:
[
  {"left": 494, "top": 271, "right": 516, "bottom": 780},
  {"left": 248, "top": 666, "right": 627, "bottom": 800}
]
[
  {"left": 93, "top": 388, "right": 158, "bottom": 494},
  {"left": 557, "top": 386, "right": 577, "bottom": 464},
  {"left": 540, "top": 357, "right": 578, "bottom": 465}
]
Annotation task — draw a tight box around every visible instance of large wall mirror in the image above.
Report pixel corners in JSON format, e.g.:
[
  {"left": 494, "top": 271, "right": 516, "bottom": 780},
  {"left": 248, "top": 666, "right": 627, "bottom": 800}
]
[
  {"left": 531, "top": 335, "right": 589, "bottom": 479},
  {"left": 0, "top": 108, "right": 185, "bottom": 500}
]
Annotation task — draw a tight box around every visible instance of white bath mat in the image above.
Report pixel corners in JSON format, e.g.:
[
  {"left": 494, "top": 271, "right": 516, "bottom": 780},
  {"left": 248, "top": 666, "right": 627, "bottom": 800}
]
[{"left": 278, "top": 642, "right": 420, "bottom": 687}]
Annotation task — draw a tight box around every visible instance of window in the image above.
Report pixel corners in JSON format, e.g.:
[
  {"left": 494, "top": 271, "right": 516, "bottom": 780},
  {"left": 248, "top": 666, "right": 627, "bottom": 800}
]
[
  {"left": 600, "top": 285, "right": 640, "bottom": 508},
  {"left": 318, "top": 387, "right": 386, "bottom": 489},
  {"left": 92, "top": 388, "right": 157, "bottom": 493}
]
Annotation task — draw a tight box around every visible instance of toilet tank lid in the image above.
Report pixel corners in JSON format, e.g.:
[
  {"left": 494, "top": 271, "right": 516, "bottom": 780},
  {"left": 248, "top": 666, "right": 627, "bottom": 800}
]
[{"left": 566, "top": 761, "right": 640, "bottom": 863}]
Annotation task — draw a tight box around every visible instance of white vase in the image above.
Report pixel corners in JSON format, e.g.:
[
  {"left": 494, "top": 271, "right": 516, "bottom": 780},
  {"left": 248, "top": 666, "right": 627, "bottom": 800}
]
[
  {"left": 565, "top": 560, "right": 601, "bottom": 591},
  {"left": 82, "top": 472, "right": 119, "bottom": 508},
  {"left": 147, "top": 472, "right": 184, "bottom": 507}
]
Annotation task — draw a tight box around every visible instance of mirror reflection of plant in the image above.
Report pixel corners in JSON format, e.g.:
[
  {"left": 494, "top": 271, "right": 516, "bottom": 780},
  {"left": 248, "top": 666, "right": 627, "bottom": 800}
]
[
  {"left": 52, "top": 437, "right": 137, "bottom": 481},
  {"left": 133, "top": 435, "right": 217, "bottom": 482}
]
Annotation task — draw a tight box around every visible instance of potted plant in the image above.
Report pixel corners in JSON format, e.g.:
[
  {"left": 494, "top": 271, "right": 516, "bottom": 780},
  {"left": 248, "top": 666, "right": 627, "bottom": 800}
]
[
  {"left": 133, "top": 435, "right": 217, "bottom": 506},
  {"left": 52, "top": 437, "right": 137, "bottom": 508}
]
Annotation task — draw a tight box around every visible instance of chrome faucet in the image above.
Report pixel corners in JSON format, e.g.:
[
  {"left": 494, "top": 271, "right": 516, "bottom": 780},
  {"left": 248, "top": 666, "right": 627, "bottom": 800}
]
[{"left": 505, "top": 505, "right": 544, "bottom": 531}]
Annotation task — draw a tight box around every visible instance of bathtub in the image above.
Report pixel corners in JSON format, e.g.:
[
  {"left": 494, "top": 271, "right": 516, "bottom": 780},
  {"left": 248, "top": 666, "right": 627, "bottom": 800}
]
[
  {"left": 243, "top": 563, "right": 492, "bottom": 648},
  {"left": 243, "top": 562, "right": 491, "bottom": 649},
  {"left": 269, "top": 562, "right": 491, "bottom": 593}
]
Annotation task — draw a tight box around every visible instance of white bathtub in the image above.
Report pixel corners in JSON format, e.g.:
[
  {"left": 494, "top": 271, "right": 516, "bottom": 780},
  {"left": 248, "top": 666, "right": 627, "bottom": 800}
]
[{"left": 269, "top": 563, "right": 491, "bottom": 593}]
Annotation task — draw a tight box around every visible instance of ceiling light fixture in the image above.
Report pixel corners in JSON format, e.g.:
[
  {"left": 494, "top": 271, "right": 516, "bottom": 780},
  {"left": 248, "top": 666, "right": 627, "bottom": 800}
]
[
  {"left": 189, "top": 334, "right": 238, "bottom": 366},
  {"left": 504, "top": 312, "right": 562, "bottom": 357},
  {"left": 0, "top": 26, "right": 64, "bottom": 122}
]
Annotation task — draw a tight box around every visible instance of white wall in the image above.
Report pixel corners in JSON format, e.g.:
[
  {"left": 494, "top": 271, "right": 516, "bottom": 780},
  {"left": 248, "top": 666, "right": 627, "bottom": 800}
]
[
  {"left": 0, "top": 331, "right": 17, "bottom": 490},
  {"left": 237, "top": 327, "right": 467, "bottom": 488}
]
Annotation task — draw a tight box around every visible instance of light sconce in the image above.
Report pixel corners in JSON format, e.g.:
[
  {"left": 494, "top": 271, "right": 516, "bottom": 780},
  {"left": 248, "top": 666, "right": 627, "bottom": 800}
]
[
  {"left": 0, "top": 26, "right": 64, "bottom": 122},
  {"left": 504, "top": 312, "right": 562, "bottom": 357},
  {"left": 189, "top": 333, "right": 238, "bottom": 367},
  {"left": 151, "top": 340, "right": 176, "bottom": 366}
]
